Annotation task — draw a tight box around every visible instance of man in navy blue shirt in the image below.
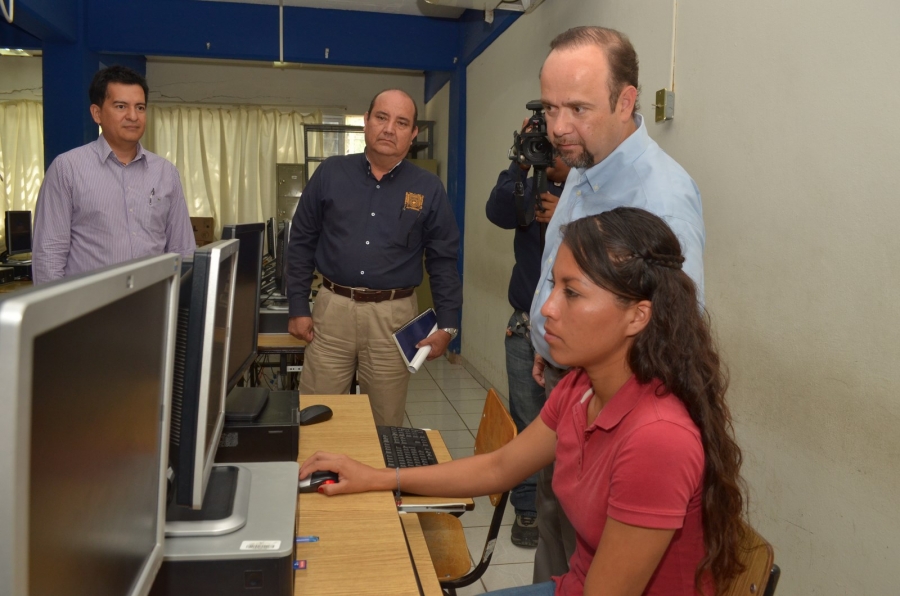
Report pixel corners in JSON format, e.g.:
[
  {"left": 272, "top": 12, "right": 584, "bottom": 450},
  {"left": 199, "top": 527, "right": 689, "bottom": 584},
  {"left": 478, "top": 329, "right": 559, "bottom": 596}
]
[
  {"left": 287, "top": 89, "right": 462, "bottom": 427},
  {"left": 486, "top": 154, "right": 569, "bottom": 547}
]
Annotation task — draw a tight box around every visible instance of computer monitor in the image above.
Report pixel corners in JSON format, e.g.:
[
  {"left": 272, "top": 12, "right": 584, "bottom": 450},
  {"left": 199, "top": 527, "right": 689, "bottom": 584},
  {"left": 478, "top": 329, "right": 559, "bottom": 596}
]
[
  {"left": 4, "top": 210, "right": 32, "bottom": 256},
  {"left": 0, "top": 254, "right": 181, "bottom": 596},
  {"left": 266, "top": 217, "right": 278, "bottom": 261},
  {"left": 220, "top": 223, "right": 264, "bottom": 390},
  {"left": 169, "top": 239, "right": 238, "bottom": 511},
  {"left": 279, "top": 219, "right": 292, "bottom": 297}
]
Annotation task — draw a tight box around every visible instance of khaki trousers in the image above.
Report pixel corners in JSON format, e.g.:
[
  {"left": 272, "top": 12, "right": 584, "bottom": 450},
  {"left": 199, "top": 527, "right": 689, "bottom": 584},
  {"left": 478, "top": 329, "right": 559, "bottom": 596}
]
[{"left": 299, "top": 287, "right": 416, "bottom": 427}]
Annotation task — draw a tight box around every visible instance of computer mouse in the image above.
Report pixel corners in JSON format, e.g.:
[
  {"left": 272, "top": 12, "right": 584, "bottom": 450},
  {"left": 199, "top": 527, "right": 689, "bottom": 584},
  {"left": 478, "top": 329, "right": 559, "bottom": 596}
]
[
  {"left": 298, "top": 470, "right": 340, "bottom": 493},
  {"left": 298, "top": 404, "right": 333, "bottom": 426}
]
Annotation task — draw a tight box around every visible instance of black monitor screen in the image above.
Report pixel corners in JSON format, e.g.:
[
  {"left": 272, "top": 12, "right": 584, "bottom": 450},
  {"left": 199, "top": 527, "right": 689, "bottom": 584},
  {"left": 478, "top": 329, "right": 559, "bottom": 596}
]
[
  {"left": 5, "top": 210, "right": 32, "bottom": 255},
  {"left": 30, "top": 279, "right": 171, "bottom": 596},
  {"left": 221, "top": 223, "right": 264, "bottom": 389}
]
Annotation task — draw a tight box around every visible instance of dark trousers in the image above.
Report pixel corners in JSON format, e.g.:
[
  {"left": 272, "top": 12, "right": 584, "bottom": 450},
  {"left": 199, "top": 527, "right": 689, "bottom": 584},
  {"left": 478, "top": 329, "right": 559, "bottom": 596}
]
[
  {"left": 506, "top": 310, "right": 545, "bottom": 517},
  {"left": 532, "top": 362, "right": 577, "bottom": 583}
]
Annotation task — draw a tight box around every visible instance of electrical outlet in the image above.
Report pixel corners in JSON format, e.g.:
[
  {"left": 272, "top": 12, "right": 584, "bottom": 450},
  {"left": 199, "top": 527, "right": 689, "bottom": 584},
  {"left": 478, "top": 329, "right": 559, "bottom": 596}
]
[{"left": 654, "top": 89, "right": 675, "bottom": 122}]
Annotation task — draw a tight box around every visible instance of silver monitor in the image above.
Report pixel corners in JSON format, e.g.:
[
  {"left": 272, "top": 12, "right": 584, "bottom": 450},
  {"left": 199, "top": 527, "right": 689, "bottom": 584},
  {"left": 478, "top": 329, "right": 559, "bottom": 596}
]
[
  {"left": 0, "top": 254, "right": 181, "bottom": 596},
  {"left": 169, "top": 239, "right": 239, "bottom": 511}
]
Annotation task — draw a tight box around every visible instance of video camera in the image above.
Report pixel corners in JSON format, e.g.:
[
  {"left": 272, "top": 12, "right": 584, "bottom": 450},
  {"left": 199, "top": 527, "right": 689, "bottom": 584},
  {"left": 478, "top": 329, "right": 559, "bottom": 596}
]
[
  {"left": 509, "top": 100, "right": 555, "bottom": 170},
  {"left": 508, "top": 100, "right": 554, "bottom": 227}
]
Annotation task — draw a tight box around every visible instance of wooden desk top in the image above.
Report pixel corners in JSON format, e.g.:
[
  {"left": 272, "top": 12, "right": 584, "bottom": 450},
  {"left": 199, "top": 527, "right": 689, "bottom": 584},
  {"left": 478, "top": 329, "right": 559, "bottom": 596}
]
[
  {"left": 0, "top": 280, "right": 33, "bottom": 294},
  {"left": 257, "top": 333, "right": 307, "bottom": 353},
  {"left": 296, "top": 394, "right": 422, "bottom": 595}
]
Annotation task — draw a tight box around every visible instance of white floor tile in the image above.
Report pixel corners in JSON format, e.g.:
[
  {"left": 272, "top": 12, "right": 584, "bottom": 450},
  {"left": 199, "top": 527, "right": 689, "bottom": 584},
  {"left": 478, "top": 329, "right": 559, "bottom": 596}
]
[
  {"left": 406, "top": 389, "right": 449, "bottom": 403},
  {"left": 481, "top": 562, "right": 536, "bottom": 592},
  {"left": 436, "top": 377, "right": 486, "bottom": 391},
  {"left": 450, "top": 399, "right": 488, "bottom": 415},
  {"left": 448, "top": 447, "right": 474, "bottom": 460},
  {"left": 423, "top": 357, "right": 464, "bottom": 371},
  {"left": 443, "top": 387, "right": 492, "bottom": 402},
  {"left": 407, "top": 378, "right": 440, "bottom": 391},
  {"left": 427, "top": 367, "right": 477, "bottom": 380},
  {"left": 405, "top": 400, "right": 463, "bottom": 417},
  {"left": 438, "top": 429, "right": 476, "bottom": 449},
  {"left": 409, "top": 413, "right": 468, "bottom": 431},
  {"left": 461, "top": 411, "right": 483, "bottom": 431},
  {"left": 454, "top": 580, "right": 487, "bottom": 595}
]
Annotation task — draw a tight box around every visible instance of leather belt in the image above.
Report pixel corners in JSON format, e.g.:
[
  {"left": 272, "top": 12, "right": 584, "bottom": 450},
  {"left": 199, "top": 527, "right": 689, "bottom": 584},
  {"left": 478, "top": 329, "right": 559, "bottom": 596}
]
[{"left": 322, "top": 277, "right": 415, "bottom": 303}]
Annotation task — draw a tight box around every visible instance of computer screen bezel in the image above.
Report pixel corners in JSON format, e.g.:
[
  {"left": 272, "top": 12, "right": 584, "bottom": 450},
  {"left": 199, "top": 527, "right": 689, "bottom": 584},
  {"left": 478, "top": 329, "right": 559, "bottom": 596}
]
[
  {"left": 221, "top": 223, "right": 264, "bottom": 390},
  {"left": 4, "top": 210, "right": 32, "bottom": 256},
  {"left": 266, "top": 217, "right": 277, "bottom": 261},
  {"left": 279, "top": 219, "right": 292, "bottom": 297},
  {"left": 173, "top": 239, "right": 239, "bottom": 509},
  {"left": 0, "top": 254, "right": 181, "bottom": 596}
]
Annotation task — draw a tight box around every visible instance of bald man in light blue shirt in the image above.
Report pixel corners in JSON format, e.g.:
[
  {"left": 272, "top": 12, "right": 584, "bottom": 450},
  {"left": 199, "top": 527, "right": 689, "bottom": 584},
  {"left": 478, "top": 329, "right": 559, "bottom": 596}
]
[{"left": 527, "top": 26, "right": 705, "bottom": 583}]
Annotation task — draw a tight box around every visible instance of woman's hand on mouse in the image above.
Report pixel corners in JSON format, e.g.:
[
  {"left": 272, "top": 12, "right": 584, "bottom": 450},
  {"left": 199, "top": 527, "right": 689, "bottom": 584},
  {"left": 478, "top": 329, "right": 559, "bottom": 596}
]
[{"left": 299, "top": 451, "right": 392, "bottom": 496}]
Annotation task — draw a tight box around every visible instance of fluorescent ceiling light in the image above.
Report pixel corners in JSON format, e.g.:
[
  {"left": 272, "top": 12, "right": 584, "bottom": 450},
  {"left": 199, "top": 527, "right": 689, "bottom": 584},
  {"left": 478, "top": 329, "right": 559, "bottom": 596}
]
[{"left": 0, "top": 48, "right": 31, "bottom": 57}]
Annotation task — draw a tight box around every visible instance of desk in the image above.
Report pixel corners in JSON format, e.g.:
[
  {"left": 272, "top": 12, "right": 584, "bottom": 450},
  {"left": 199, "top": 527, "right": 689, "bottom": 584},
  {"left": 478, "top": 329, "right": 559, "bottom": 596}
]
[
  {"left": 0, "top": 280, "right": 33, "bottom": 294},
  {"left": 297, "top": 394, "right": 458, "bottom": 596},
  {"left": 257, "top": 333, "right": 306, "bottom": 389}
]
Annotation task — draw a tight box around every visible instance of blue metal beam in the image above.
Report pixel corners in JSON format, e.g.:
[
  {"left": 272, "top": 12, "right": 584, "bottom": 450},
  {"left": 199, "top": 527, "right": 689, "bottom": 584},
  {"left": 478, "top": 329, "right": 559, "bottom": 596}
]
[
  {"left": 0, "top": 19, "right": 41, "bottom": 48},
  {"left": 84, "top": 1, "right": 459, "bottom": 71},
  {"left": 5, "top": 0, "right": 77, "bottom": 42},
  {"left": 446, "top": 62, "right": 466, "bottom": 353}
]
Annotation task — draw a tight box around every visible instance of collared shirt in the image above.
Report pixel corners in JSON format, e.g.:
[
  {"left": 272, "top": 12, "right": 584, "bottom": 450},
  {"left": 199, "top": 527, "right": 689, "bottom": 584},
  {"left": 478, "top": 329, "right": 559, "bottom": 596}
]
[
  {"left": 287, "top": 153, "right": 462, "bottom": 329},
  {"left": 485, "top": 161, "right": 565, "bottom": 313},
  {"left": 541, "top": 370, "right": 709, "bottom": 596},
  {"left": 32, "top": 135, "right": 196, "bottom": 283},
  {"left": 530, "top": 114, "right": 705, "bottom": 367}
]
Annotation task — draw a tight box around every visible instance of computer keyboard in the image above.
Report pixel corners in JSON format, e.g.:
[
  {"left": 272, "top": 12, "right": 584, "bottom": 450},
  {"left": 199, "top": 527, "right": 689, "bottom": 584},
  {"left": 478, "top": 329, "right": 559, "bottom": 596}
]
[{"left": 376, "top": 426, "right": 438, "bottom": 468}]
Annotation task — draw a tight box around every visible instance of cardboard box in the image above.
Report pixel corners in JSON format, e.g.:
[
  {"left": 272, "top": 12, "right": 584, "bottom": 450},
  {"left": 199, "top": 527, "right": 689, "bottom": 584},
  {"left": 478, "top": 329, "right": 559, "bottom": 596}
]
[{"left": 190, "top": 217, "right": 215, "bottom": 244}]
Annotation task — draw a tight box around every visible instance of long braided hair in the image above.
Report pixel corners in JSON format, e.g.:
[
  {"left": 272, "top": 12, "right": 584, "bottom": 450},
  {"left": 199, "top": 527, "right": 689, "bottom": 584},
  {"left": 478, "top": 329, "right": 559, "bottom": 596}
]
[{"left": 562, "top": 207, "right": 746, "bottom": 592}]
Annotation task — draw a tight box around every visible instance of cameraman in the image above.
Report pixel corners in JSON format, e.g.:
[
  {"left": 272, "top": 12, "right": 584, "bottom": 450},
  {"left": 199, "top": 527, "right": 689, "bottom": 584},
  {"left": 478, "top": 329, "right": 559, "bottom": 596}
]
[{"left": 486, "top": 131, "right": 570, "bottom": 548}]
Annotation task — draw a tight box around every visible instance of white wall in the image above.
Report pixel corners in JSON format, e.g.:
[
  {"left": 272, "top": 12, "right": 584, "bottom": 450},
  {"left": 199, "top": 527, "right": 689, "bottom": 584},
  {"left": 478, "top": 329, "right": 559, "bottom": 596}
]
[
  {"left": 424, "top": 81, "right": 450, "bottom": 188},
  {"left": 0, "top": 55, "right": 425, "bottom": 119},
  {"left": 460, "top": 0, "right": 900, "bottom": 593},
  {"left": 0, "top": 56, "right": 43, "bottom": 99},
  {"left": 146, "top": 60, "right": 424, "bottom": 117}
]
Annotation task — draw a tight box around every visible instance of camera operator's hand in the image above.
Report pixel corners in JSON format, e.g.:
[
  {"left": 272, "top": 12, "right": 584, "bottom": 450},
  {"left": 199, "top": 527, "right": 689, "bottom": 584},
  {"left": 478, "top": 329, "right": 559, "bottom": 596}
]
[
  {"left": 535, "top": 191, "right": 560, "bottom": 224},
  {"left": 518, "top": 118, "right": 533, "bottom": 171}
]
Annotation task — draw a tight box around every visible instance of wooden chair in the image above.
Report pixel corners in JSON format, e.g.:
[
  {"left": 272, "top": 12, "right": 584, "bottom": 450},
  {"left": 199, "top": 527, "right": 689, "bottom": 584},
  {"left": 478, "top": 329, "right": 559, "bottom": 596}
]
[
  {"left": 416, "top": 389, "right": 517, "bottom": 596},
  {"left": 723, "top": 523, "right": 780, "bottom": 596}
]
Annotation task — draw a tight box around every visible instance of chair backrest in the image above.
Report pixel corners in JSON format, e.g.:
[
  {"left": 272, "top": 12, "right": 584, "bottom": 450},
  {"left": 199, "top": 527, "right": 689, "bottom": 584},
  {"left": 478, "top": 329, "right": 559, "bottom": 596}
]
[
  {"left": 723, "top": 523, "right": 776, "bottom": 596},
  {"left": 473, "top": 389, "right": 517, "bottom": 506}
]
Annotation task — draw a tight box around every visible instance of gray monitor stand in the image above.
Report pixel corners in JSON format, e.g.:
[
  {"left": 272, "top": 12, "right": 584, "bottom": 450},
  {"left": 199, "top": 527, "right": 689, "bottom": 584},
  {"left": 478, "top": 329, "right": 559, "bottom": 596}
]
[{"left": 150, "top": 462, "right": 298, "bottom": 596}]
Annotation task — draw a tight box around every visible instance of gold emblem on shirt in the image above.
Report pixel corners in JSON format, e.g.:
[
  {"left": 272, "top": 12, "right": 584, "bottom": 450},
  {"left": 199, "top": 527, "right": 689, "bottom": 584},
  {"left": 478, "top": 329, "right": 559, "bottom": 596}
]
[{"left": 404, "top": 192, "right": 425, "bottom": 211}]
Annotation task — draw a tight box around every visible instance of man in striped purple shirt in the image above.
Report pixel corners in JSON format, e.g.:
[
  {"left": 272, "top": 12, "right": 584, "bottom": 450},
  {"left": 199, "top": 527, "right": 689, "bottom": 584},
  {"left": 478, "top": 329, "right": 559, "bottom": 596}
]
[{"left": 32, "top": 65, "right": 195, "bottom": 283}]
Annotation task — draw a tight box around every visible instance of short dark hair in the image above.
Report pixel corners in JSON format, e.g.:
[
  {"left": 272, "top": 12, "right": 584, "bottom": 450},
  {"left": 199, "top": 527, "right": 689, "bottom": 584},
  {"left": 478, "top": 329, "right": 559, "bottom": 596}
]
[
  {"left": 549, "top": 26, "right": 640, "bottom": 116},
  {"left": 366, "top": 89, "right": 418, "bottom": 126},
  {"left": 89, "top": 65, "right": 149, "bottom": 107}
]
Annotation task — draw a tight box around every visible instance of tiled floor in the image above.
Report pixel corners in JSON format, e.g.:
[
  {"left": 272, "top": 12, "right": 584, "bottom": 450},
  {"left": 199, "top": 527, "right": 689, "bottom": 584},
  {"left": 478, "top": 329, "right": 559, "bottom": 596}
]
[{"left": 403, "top": 356, "right": 536, "bottom": 595}]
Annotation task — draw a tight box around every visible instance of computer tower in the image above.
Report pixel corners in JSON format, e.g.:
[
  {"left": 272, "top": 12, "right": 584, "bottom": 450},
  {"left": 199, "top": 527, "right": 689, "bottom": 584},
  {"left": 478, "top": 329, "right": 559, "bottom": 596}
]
[
  {"left": 215, "top": 390, "right": 300, "bottom": 464},
  {"left": 150, "top": 462, "right": 297, "bottom": 596},
  {"left": 276, "top": 163, "right": 305, "bottom": 222}
]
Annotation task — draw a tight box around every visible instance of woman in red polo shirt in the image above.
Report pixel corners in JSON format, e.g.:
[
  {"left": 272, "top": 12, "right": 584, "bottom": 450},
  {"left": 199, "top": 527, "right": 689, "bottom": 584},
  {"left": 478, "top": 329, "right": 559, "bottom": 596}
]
[{"left": 301, "top": 207, "right": 746, "bottom": 596}]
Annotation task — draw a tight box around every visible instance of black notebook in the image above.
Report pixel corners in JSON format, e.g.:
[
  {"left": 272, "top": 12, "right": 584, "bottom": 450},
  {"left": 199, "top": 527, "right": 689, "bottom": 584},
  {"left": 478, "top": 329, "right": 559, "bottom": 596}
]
[{"left": 392, "top": 308, "right": 438, "bottom": 373}]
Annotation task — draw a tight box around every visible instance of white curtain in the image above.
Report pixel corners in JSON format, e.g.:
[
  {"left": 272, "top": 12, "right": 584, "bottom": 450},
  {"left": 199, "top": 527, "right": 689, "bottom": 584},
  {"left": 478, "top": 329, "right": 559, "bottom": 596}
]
[
  {"left": 143, "top": 104, "right": 322, "bottom": 233},
  {"left": 0, "top": 100, "right": 43, "bottom": 249}
]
